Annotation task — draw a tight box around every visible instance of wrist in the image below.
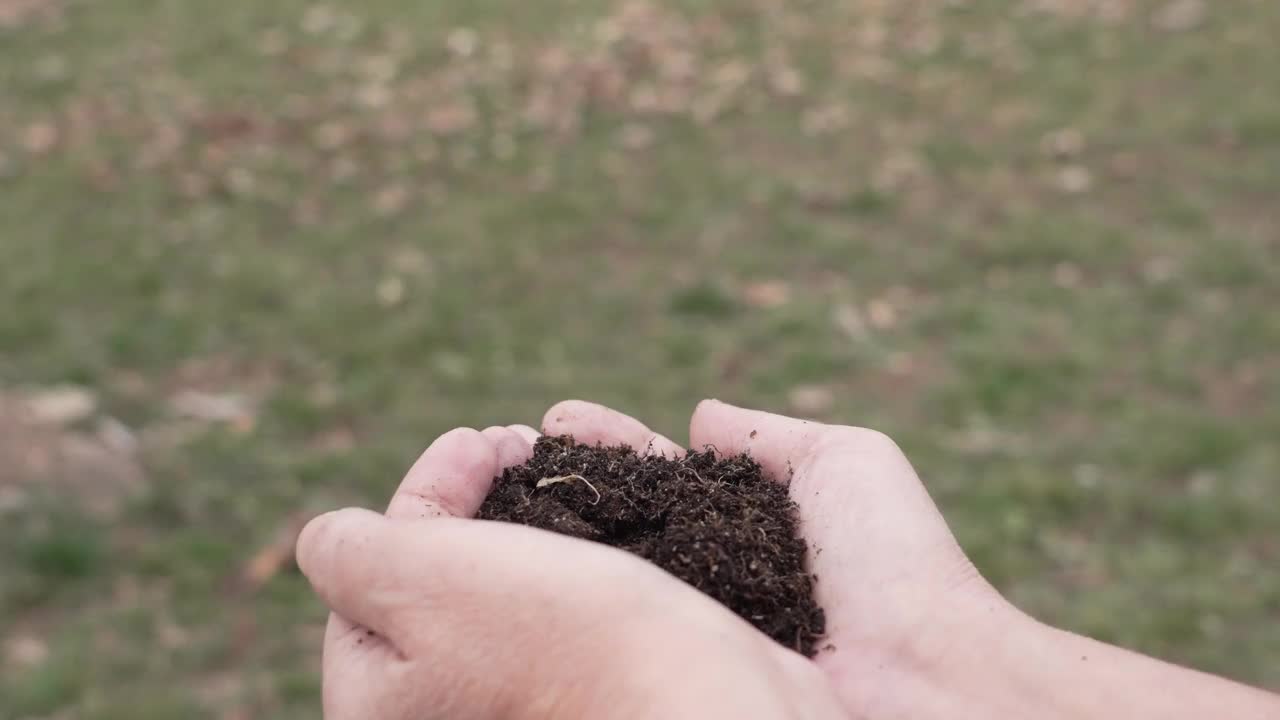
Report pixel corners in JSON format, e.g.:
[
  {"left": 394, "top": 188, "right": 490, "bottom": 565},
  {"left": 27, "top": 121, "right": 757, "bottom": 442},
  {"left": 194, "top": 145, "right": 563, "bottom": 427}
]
[
  {"left": 883, "top": 595, "right": 1280, "bottom": 720},
  {"left": 838, "top": 587, "right": 1046, "bottom": 720},
  {"left": 908, "top": 599, "right": 1052, "bottom": 719}
]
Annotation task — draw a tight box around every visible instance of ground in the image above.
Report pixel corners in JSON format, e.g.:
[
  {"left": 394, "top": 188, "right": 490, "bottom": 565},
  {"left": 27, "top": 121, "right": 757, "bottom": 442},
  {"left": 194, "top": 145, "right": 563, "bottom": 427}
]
[{"left": 1, "top": 0, "right": 1277, "bottom": 717}]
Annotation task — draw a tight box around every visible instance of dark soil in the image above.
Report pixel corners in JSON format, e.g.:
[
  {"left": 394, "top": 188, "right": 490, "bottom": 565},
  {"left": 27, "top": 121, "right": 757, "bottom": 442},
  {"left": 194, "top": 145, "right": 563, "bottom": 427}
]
[{"left": 477, "top": 435, "right": 825, "bottom": 656}]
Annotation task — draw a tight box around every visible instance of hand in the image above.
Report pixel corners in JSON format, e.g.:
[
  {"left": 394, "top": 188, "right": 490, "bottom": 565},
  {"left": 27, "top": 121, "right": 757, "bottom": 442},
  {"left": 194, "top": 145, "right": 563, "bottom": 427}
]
[
  {"left": 299, "top": 400, "right": 1280, "bottom": 720},
  {"left": 296, "top": 419, "right": 846, "bottom": 720},
  {"left": 540, "top": 399, "right": 1017, "bottom": 717},
  {"left": 535, "top": 401, "right": 1280, "bottom": 720}
]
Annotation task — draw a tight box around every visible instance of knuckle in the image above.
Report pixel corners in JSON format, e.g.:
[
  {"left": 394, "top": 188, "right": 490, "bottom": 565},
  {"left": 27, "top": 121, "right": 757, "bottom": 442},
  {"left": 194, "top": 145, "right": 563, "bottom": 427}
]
[
  {"left": 507, "top": 424, "right": 540, "bottom": 442},
  {"left": 435, "top": 426, "right": 484, "bottom": 448},
  {"left": 542, "top": 399, "right": 588, "bottom": 427},
  {"left": 480, "top": 426, "right": 521, "bottom": 446}
]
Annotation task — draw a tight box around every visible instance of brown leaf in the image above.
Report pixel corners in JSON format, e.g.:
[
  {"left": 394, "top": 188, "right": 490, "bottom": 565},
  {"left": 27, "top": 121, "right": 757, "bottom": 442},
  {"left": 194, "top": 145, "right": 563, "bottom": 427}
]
[
  {"left": 236, "top": 513, "right": 312, "bottom": 593},
  {"left": 1056, "top": 165, "right": 1093, "bottom": 194},
  {"left": 4, "top": 634, "right": 49, "bottom": 668},
  {"left": 426, "top": 102, "right": 477, "bottom": 136},
  {"left": 21, "top": 122, "right": 59, "bottom": 155},
  {"left": 788, "top": 385, "right": 834, "bottom": 414},
  {"left": 20, "top": 385, "right": 97, "bottom": 425},
  {"left": 741, "top": 280, "right": 791, "bottom": 309},
  {"left": 376, "top": 276, "right": 406, "bottom": 306},
  {"left": 619, "top": 123, "right": 654, "bottom": 150},
  {"left": 0, "top": 0, "right": 60, "bottom": 29},
  {"left": 831, "top": 303, "right": 867, "bottom": 340},
  {"left": 867, "top": 299, "right": 897, "bottom": 329},
  {"left": 1053, "top": 262, "right": 1083, "bottom": 288},
  {"left": 1040, "top": 128, "right": 1085, "bottom": 159},
  {"left": 446, "top": 27, "right": 479, "bottom": 57},
  {"left": 372, "top": 185, "right": 408, "bottom": 216},
  {"left": 1153, "top": 0, "right": 1205, "bottom": 32},
  {"left": 170, "top": 390, "right": 253, "bottom": 424}
]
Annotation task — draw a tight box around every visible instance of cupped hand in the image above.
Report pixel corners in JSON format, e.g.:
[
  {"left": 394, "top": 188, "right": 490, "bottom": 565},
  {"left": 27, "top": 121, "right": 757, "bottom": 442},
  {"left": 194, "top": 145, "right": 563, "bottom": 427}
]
[
  {"left": 297, "top": 421, "right": 845, "bottom": 720},
  {"left": 297, "top": 400, "right": 1018, "bottom": 719},
  {"left": 541, "top": 400, "right": 1017, "bottom": 717}
]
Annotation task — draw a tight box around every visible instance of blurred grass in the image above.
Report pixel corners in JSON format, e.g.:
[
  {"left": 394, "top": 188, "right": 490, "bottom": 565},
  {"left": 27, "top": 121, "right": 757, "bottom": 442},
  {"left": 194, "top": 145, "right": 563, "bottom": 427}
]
[{"left": 2, "top": 0, "right": 1278, "bottom": 716}]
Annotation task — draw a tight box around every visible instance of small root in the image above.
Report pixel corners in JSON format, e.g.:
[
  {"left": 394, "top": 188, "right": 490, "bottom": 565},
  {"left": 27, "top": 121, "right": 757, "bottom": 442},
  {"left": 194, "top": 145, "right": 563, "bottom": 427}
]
[{"left": 535, "top": 474, "right": 601, "bottom": 505}]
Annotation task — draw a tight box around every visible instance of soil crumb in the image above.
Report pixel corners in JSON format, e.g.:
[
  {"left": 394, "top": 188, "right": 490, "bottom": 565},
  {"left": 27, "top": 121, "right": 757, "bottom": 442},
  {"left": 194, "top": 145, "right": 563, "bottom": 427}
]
[{"left": 477, "top": 435, "right": 825, "bottom": 656}]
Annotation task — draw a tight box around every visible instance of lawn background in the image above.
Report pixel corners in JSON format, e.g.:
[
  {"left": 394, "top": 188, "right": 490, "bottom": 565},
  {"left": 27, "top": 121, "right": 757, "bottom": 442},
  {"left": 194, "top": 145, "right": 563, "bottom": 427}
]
[{"left": 2, "top": 0, "right": 1277, "bottom": 716}]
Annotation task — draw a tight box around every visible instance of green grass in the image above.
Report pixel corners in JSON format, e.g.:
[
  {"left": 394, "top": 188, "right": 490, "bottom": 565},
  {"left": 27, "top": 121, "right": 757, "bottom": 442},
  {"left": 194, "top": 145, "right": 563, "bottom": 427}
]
[{"left": 3, "top": 0, "right": 1279, "bottom": 715}]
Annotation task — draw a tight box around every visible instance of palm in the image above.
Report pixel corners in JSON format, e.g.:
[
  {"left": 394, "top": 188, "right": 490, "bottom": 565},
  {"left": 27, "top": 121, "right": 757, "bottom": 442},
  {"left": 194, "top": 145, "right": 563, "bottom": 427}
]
[{"left": 543, "top": 399, "right": 1005, "bottom": 715}]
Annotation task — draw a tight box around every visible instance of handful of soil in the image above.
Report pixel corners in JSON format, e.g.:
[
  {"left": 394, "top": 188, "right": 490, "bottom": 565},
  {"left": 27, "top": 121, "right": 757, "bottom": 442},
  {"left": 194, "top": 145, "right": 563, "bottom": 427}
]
[{"left": 477, "top": 435, "right": 825, "bottom": 656}]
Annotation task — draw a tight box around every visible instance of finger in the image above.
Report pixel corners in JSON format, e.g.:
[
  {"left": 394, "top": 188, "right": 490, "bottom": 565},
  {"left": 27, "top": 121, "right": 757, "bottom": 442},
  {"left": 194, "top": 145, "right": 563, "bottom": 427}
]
[
  {"left": 386, "top": 427, "right": 498, "bottom": 520},
  {"left": 481, "top": 425, "right": 535, "bottom": 471},
  {"left": 689, "top": 398, "right": 829, "bottom": 482},
  {"left": 506, "top": 423, "right": 540, "bottom": 444},
  {"left": 689, "top": 400, "right": 944, "bottom": 526},
  {"left": 691, "top": 399, "right": 966, "bottom": 655},
  {"left": 298, "top": 508, "right": 414, "bottom": 638},
  {"left": 542, "top": 399, "right": 684, "bottom": 458}
]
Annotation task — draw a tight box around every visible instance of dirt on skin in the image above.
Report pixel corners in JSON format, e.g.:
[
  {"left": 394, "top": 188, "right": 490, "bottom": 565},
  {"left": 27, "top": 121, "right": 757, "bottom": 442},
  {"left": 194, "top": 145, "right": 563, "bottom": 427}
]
[{"left": 476, "top": 435, "right": 826, "bottom": 656}]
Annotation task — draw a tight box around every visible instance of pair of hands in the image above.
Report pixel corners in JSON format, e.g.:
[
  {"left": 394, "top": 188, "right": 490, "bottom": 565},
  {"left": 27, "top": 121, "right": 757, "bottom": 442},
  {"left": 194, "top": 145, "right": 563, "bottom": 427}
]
[{"left": 296, "top": 399, "right": 1015, "bottom": 718}]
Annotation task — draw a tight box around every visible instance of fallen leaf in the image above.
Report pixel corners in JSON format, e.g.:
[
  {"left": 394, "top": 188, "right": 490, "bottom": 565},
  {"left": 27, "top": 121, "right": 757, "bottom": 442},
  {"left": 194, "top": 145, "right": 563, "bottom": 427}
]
[
  {"left": 0, "top": 486, "right": 25, "bottom": 512},
  {"left": 313, "top": 121, "right": 352, "bottom": 150},
  {"left": 447, "top": 27, "right": 479, "bottom": 57},
  {"left": 310, "top": 426, "right": 356, "bottom": 453},
  {"left": 1109, "top": 151, "right": 1140, "bottom": 179},
  {"left": 301, "top": 4, "right": 335, "bottom": 35},
  {"left": 1153, "top": 0, "right": 1205, "bottom": 31},
  {"left": 157, "top": 618, "right": 189, "bottom": 650},
  {"left": 96, "top": 416, "right": 138, "bottom": 454},
  {"left": 0, "top": 0, "right": 60, "bottom": 29},
  {"left": 237, "top": 513, "right": 312, "bottom": 592},
  {"left": 21, "top": 385, "right": 97, "bottom": 425},
  {"left": 225, "top": 167, "right": 256, "bottom": 196},
  {"left": 1142, "top": 256, "right": 1178, "bottom": 284},
  {"left": 376, "top": 276, "right": 406, "bottom": 306},
  {"left": 33, "top": 53, "right": 67, "bottom": 82},
  {"left": 426, "top": 102, "right": 477, "bottom": 135},
  {"left": 741, "top": 280, "right": 791, "bottom": 309},
  {"left": 257, "top": 28, "right": 289, "bottom": 56},
  {"left": 769, "top": 66, "right": 806, "bottom": 97},
  {"left": 1056, "top": 165, "right": 1093, "bottom": 194},
  {"left": 1040, "top": 128, "right": 1084, "bottom": 159},
  {"left": 619, "top": 123, "right": 654, "bottom": 150},
  {"left": 372, "top": 184, "right": 408, "bottom": 216},
  {"left": 356, "top": 83, "right": 392, "bottom": 109},
  {"left": 1053, "top": 262, "right": 1083, "bottom": 288},
  {"left": 867, "top": 299, "right": 897, "bottom": 329},
  {"left": 831, "top": 303, "right": 867, "bottom": 340},
  {"left": 886, "top": 351, "right": 914, "bottom": 377},
  {"left": 788, "top": 385, "right": 834, "bottom": 414},
  {"left": 21, "top": 122, "right": 59, "bottom": 155},
  {"left": 170, "top": 390, "right": 253, "bottom": 423},
  {"left": 4, "top": 634, "right": 49, "bottom": 668}
]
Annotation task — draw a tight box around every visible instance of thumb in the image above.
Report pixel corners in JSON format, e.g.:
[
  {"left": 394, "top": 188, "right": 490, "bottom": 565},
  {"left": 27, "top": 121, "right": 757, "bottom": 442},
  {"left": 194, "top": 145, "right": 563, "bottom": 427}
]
[
  {"left": 298, "top": 505, "right": 845, "bottom": 719},
  {"left": 296, "top": 507, "right": 424, "bottom": 639}
]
